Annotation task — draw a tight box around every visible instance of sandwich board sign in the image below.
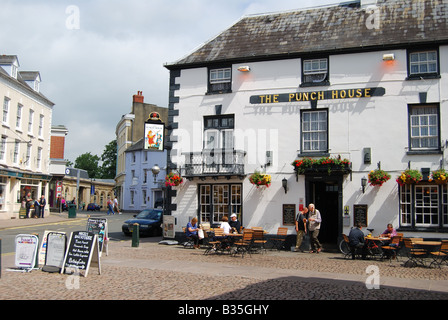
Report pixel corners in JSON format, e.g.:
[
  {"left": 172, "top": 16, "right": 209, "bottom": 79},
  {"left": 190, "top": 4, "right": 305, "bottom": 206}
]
[
  {"left": 86, "top": 218, "right": 108, "bottom": 256},
  {"left": 61, "top": 231, "right": 101, "bottom": 277},
  {"left": 38, "top": 230, "right": 66, "bottom": 266},
  {"left": 42, "top": 232, "right": 67, "bottom": 273},
  {"left": 15, "top": 234, "right": 39, "bottom": 270}
]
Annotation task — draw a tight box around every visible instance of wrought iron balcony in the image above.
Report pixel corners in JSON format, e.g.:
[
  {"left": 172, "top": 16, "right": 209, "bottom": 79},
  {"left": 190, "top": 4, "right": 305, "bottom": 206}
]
[{"left": 182, "top": 149, "right": 246, "bottom": 179}]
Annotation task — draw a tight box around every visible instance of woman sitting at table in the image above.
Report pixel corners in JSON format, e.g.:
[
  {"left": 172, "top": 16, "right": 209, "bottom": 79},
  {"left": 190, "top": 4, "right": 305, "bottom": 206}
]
[{"left": 186, "top": 217, "right": 202, "bottom": 249}]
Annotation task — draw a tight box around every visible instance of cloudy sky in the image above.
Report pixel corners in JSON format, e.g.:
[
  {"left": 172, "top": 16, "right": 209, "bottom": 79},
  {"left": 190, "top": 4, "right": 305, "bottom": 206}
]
[{"left": 1, "top": 0, "right": 341, "bottom": 163}]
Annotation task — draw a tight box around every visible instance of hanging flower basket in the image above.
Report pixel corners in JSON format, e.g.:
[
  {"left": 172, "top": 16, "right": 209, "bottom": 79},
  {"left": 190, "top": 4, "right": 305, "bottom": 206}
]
[
  {"left": 396, "top": 169, "right": 422, "bottom": 186},
  {"left": 292, "top": 156, "right": 351, "bottom": 175},
  {"left": 368, "top": 169, "right": 391, "bottom": 186},
  {"left": 430, "top": 169, "right": 448, "bottom": 184},
  {"left": 165, "top": 172, "right": 184, "bottom": 187},
  {"left": 249, "top": 171, "right": 271, "bottom": 188}
]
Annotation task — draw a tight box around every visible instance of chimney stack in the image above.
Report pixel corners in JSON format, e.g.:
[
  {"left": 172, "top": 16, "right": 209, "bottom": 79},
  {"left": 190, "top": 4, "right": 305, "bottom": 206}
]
[{"left": 133, "top": 91, "right": 144, "bottom": 103}]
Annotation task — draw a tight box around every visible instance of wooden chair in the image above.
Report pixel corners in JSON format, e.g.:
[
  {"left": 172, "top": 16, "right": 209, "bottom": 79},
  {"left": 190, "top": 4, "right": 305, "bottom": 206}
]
[
  {"left": 232, "top": 229, "right": 253, "bottom": 258},
  {"left": 252, "top": 229, "right": 267, "bottom": 254},
  {"left": 429, "top": 240, "right": 448, "bottom": 268},
  {"left": 182, "top": 227, "right": 194, "bottom": 249},
  {"left": 270, "top": 227, "right": 288, "bottom": 250},
  {"left": 341, "top": 234, "right": 352, "bottom": 259},
  {"left": 203, "top": 228, "right": 225, "bottom": 255},
  {"left": 381, "top": 236, "right": 402, "bottom": 262},
  {"left": 403, "top": 238, "right": 427, "bottom": 267}
]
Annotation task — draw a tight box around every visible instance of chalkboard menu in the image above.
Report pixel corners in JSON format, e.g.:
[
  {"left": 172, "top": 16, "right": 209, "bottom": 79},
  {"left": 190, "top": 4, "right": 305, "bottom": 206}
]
[
  {"left": 282, "top": 204, "right": 296, "bottom": 226},
  {"left": 353, "top": 204, "right": 368, "bottom": 227},
  {"left": 61, "top": 231, "right": 101, "bottom": 277}
]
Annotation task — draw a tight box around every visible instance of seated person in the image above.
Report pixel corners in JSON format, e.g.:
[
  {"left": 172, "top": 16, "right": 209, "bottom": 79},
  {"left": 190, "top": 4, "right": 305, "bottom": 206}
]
[
  {"left": 380, "top": 223, "right": 398, "bottom": 247},
  {"left": 380, "top": 224, "right": 397, "bottom": 238},
  {"left": 229, "top": 213, "right": 242, "bottom": 233},
  {"left": 186, "top": 217, "right": 202, "bottom": 249},
  {"left": 348, "top": 222, "right": 367, "bottom": 260},
  {"left": 220, "top": 215, "right": 232, "bottom": 235}
]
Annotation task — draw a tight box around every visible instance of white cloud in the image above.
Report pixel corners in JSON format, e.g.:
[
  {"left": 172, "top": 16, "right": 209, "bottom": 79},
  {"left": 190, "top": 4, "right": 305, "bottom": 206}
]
[{"left": 1, "top": 0, "right": 341, "bottom": 162}]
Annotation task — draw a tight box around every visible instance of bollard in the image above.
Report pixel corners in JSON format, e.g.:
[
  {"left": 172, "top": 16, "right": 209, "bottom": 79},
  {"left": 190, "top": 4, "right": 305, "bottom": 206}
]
[{"left": 132, "top": 223, "right": 139, "bottom": 247}]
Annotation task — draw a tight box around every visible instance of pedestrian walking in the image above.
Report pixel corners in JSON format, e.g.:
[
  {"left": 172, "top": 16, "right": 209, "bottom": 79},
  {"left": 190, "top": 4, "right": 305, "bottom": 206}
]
[
  {"left": 114, "top": 196, "right": 121, "bottom": 214},
  {"left": 107, "top": 197, "right": 114, "bottom": 215},
  {"left": 308, "top": 203, "right": 322, "bottom": 253},
  {"left": 295, "top": 206, "right": 308, "bottom": 252}
]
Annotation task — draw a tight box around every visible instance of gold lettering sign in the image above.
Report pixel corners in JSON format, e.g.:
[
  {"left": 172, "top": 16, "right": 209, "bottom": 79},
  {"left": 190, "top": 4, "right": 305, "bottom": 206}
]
[{"left": 250, "top": 87, "right": 384, "bottom": 104}]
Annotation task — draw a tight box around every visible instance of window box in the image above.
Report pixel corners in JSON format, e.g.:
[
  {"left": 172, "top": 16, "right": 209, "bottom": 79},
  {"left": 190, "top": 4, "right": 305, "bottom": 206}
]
[{"left": 292, "top": 156, "right": 351, "bottom": 176}]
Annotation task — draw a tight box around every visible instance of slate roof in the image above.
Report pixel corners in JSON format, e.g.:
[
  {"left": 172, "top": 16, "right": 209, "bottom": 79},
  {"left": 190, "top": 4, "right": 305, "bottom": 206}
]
[
  {"left": 166, "top": 0, "right": 448, "bottom": 69},
  {"left": 0, "top": 55, "right": 54, "bottom": 106}
]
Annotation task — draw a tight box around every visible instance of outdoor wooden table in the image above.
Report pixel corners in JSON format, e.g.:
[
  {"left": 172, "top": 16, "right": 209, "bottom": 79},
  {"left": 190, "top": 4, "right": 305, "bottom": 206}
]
[
  {"left": 364, "top": 236, "right": 389, "bottom": 259},
  {"left": 412, "top": 241, "right": 442, "bottom": 267}
]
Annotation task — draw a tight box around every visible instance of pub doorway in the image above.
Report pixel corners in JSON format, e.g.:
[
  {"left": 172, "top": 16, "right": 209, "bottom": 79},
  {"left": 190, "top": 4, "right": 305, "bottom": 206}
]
[{"left": 305, "top": 177, "right": 343, "bottom": 249}]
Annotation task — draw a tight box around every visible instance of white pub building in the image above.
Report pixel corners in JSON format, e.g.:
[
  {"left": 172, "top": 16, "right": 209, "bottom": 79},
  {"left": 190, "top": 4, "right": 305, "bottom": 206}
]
[{"left": 164, "top": 0, "right": 448, "bottom": 246}]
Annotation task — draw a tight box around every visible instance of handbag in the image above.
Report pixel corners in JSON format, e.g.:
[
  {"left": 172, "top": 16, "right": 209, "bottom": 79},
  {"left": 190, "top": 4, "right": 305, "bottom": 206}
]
[{"left": 198, "top": 229, "right": 204, "bottom": 239}]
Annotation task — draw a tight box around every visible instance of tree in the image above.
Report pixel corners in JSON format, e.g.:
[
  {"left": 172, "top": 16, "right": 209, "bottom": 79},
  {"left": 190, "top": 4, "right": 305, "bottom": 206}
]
[
  {"left": 99, "top": 140, "right": 117, "bottom": 179},
  {"left": 74, "top": 152, "right": 100, "bottom": 178}
]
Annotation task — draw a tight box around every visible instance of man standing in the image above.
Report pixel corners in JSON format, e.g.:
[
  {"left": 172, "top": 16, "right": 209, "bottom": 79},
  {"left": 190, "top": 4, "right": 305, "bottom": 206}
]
[
  {"left": 39, "top": 195, "right": 46, "bottom": 218},
  {"left": 295, "top": 206, "right": 308, "bottom": 252},
  {"left": 308, "top": 203, "right": 322, "bottom": 253}
]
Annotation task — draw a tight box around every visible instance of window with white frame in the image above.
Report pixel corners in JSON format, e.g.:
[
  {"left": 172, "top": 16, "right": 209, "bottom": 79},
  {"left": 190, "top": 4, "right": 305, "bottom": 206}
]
[
  {"left": 16, "top": 104, "right": 22, "bottom": 129},
  {"left": 38, "top": 114, "right": 44, "bottom": 137},
  {"left": 26, "top": 144, "right": 31, "bottom": 168},
  {"left": 13, "top": 140, "right": 19, "bottom": 164},
  {"left": 301, "top": 110, "right": 328, "bottom": 153},
  {"left": 37, "top": 147, "right": 42, "bottom": 169},
  {"left": 302, "top": 58, "right": 329, "bottom": 85},
  {"left": 0, "top": 136, "right": 6, "bottom": 162},
  {"left": 409, "top": 105, "right": 439, "bottom": 151},
  {"left": 130, "top": 190, "right": 135, "bottom": 205},
  {"left": 199, "top": 183, "right": 242, "bottom": 224},
  {"left": 208, "top": 67, "right": 232, "bottom": 93},
  {"left": 409, "top": 50, "right": 438, "bottom": 77},
  {"left": 28, "top": 109, "right": 34, "bottom": 134},
  {"left": 399, "top": 184, "right": 448, "bottom": 229},
  {"left": 142, "top": 189, "right": 147, "bottom": 205},
  {"left": 3, "top": 97, "right": 10, "bottom": 124}
]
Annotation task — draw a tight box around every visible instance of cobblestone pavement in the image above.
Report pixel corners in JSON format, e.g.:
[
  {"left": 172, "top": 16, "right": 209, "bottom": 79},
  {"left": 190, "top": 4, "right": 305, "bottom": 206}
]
[
  {"left": 1, "top": 235, "right": 448, "bottom": 301},
  {"left": 1, "top": 213, "right": 448, "bottom": 301}
]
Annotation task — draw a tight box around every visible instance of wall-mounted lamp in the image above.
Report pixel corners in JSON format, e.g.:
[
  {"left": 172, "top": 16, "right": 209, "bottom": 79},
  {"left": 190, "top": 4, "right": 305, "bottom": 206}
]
[
  {"left": 237, "top": 66, "right": 251, "bottom": 72},
  {"left": 361, "top": 177, "right": 367, "bottom": 193},
  {"left": 382, "top": 53, "right": 395, "bottom": 61},
  {"left": 282, "top": 178, "right": 288, "bottom": 194}
]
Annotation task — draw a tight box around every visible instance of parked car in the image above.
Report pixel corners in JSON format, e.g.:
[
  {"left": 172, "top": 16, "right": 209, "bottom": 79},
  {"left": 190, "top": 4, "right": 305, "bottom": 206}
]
[
  {"left": 87, "top": 203, "right": 101, "bottom": 211},
  {"left": 122, "top": 208, "right": 163, "bottom": 237}
]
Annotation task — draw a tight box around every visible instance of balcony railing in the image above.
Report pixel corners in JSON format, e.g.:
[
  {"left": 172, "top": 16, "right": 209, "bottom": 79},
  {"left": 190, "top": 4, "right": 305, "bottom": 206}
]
[{"left": 182, "top": 149, "right": 246, "bottom": 179}]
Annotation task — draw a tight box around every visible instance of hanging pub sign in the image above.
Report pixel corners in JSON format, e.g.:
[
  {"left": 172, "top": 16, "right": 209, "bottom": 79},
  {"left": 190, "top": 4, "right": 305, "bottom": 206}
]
[
  {"left": 250, "top": 87, "right": 385, "bottom": 104},
  {"left": 144, "top": 112, "right": 164, "bottom": 152}
]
